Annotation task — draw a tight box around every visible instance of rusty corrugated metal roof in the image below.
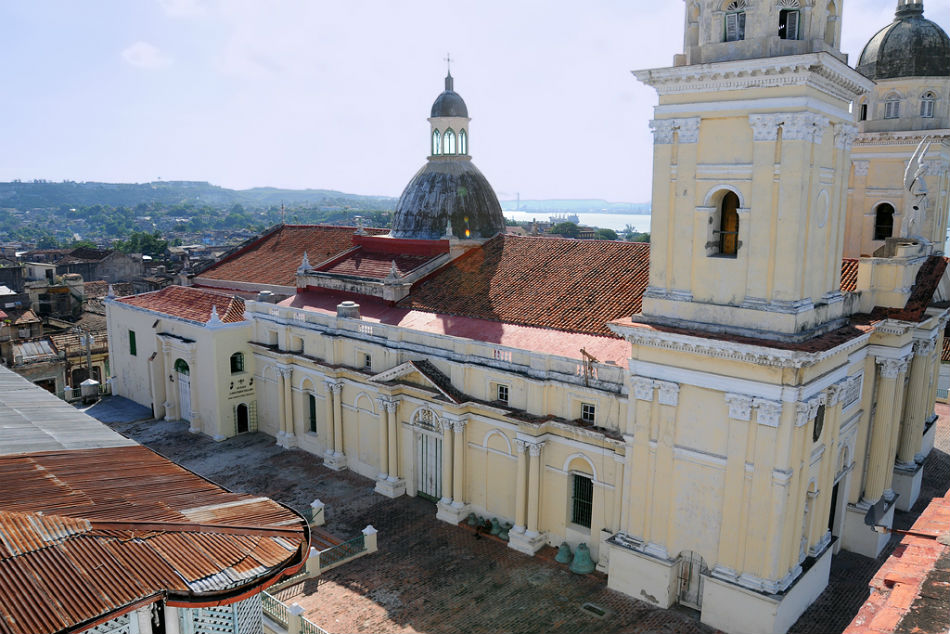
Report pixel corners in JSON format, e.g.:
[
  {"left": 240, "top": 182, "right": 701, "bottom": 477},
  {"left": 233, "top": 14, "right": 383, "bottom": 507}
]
[{"left": 0, "top": 444, "right": 308, "bottom": 634}]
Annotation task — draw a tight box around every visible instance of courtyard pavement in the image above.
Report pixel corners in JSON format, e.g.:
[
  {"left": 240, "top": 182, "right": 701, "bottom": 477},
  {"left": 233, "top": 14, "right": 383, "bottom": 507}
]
[{"left": 92, "top": 397, "right": 949, "bottom": 634}]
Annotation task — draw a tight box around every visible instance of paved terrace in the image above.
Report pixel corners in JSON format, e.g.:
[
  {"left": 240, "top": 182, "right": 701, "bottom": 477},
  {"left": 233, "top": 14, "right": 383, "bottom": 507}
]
[{"left": 92, "top": 400, "right": 949, "bottom": 634}]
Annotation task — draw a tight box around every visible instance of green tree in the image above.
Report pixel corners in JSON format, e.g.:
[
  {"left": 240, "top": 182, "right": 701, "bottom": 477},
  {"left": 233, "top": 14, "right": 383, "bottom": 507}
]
[
  {"left": 595, "top": 228, "right": 618, "bottom": 241},
  {"left": 550, "top": 222, "right": 579, "bottom": 238}
]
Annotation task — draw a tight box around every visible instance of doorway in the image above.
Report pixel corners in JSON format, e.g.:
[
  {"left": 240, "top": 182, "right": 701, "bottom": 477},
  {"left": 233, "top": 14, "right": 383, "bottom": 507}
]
[
  {"left": 175, "top": 359, "right": 191, "bottom": 422},
  {"left": 416, "top": 432, "right": 442, "bottom": 502},
  {"left": 236, "top": 404, "right": 249, "bottom": 434},
  {"left": 677, "top": 551, "right": 707, "bottom": 610}
]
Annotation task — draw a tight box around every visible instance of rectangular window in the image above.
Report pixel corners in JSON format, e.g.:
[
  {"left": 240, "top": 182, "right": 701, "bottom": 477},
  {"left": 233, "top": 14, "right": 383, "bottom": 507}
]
[
  {"left": 725, "top": 12, "right": 746, "bottom": 42},
  {"left": 859, "top": 103, "right": 868, "bottom": 121},
  {"left": 308, "top": 394, "right": 317, "bottom": 433},
  {"left": 362, "top": 353, "right": 372, "bottom": 372},
  {"left": 779, "top": 10, "right": 800, "bottom": 40},
  {"left": 496, "top": 384, "right": 509, "bottom": 404},
  {"left": 581, "top": 403, "right": 596, "bottom": 424},
  {"left": 571, "top": 474, "right": 594, "bottom": 528},
  {"left": 128, "top": 330, "right": 137, "bottom": 356},
  {"left": 921, "top": 99, "right": 935, "bottom": 118},
  {"left": 884, "top": 100, "right": 900, "bottom": 119}
]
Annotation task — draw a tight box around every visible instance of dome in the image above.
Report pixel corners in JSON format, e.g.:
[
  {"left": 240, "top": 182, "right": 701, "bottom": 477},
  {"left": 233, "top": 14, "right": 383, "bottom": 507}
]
[
  {"left": 430, "top": 73, "right": 469, "bottom": 118},
  {"left": 857, "top": 2, "right": 950, "bottom": 80},
  {"left": 391, "top": 159, "right": 504, "bottom": 240}
]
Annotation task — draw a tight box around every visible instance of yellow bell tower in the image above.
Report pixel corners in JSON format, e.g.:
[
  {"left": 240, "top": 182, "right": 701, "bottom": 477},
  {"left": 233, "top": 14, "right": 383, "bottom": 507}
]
[{"left": 636, "top": 0, "right": 873, "bottom": 341}]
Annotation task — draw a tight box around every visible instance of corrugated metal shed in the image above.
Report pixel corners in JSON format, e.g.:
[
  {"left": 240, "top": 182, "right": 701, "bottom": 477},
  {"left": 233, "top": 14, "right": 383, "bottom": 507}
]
[{"left": 0, "top": 366, "right": 309, "bottom": 634}]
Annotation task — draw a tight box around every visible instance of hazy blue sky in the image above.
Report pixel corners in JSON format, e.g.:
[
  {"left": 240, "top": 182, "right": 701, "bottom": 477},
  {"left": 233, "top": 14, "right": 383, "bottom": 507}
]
[{"left": 0, "top": 1, "right": 946, "bottom": 202}]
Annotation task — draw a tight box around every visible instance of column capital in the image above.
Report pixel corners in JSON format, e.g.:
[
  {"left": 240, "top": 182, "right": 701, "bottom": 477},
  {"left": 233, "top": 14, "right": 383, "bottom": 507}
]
[
  {"left": 876, "top": 356, "right": 909, "bottom": 379},
  {"left": 278, "top": 366, "right": 294, "bottom": 379},
  {"left": 913, "top": 337, "right": 937, "bottom": 357},
  {"left": 527, "top": 440, "right": 546, "bottom": 457},
  {"left": 852, "top": 160, "right": 870, "bottom": 177},
  {"left": 725, "top": 393, "right": 753, "bottom": 421},
  {"left": 649, "top": 117, "right": 699, "bottom": 144},
  {"left": 514, "top": 439, "right": 529, "bottom": 454},
  {"left": 752, "top": 398, "right": 782, "bottom": 427},
  {"left": 656, "top": 381, "right": 680, "bottom": 407},
  {"left": 325, "top": 379, "right": 343, "bottom": 393},
  {"left": 632, "top": 377, "right": 655, "bottom": 402},
  {"left": 377, "top": 398, "right": 398, "bottom": 414},
  {"left": 749, "top": 113, "right": 782, "bottom": 142},
  {"left": 451, "top": 419, "right": 468, "bottom": 433},
  {"left": 826, "top": 382, "right": 846, "bottom": 406},
  {"left": 834, "top": 122, "right": 859, "bottom": 150}
]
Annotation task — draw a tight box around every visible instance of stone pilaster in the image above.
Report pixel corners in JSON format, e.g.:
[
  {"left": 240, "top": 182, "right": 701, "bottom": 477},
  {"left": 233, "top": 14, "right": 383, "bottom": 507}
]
[
  {"left": 509, "top": 439, "right": 546, "bottom": 555},
  {"left": 864, "top": 357, "right": 906, "bottom": 503},
  {"left": 324, "top": 380, "right": 346, "bottom": 471},
  {"left": 374, "top": 399, "right": 405, "bottom": 498}
]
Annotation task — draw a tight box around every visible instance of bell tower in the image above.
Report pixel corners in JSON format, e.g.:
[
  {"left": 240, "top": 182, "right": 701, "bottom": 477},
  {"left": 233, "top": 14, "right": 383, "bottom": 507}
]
[{"left": 635, "top": 0, "right": 873, "bottom": 341}]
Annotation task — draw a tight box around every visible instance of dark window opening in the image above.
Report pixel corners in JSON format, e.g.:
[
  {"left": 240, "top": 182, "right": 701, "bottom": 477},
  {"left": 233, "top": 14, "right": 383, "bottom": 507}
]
[
  {"left": 718, "top": 192, "right": 740, "bottom": 257},
  {"left": 129, "top": 331, "right": 137, "bottom": 356},
  {"left": 236, "top": 404, "right": 249, "bottom": 434},
  {"left": 571, "top": 474, "right": 593, "bottom": 528},
  {"left": 859, "top": 103, "right": 868, "bottom": 121},
  {"left": 874, "top": 203, "right": 895, "bottom": 240},
  {"left": 230, "top": 352, "right": 244, "bottom": 374},
  {"left": 812, "top": 405, "right": 825, "bottom": 442},
  {"left": 308, "top": 394, "right": 317, "bottom": 433},
  {"left": 779, "top": 10, "right": 800, "bottom": 40}
]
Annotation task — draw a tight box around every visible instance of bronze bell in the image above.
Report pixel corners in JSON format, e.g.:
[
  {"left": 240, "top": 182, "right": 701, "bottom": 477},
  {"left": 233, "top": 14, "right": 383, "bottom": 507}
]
[
  {"left": 498, "top": 522, "right": 512, "bottom": 541},
  {"left": 555, "top": 541, "right": 572, "bottom": 564},
  {"left": 569, "top": 543, "right": 595, "bottom": 574},
  {"left": 465, "top": 513, "right": 479, "bottom": 527},
  {"left": 489, "top": 518, "right": 502, "bottom": 536}
]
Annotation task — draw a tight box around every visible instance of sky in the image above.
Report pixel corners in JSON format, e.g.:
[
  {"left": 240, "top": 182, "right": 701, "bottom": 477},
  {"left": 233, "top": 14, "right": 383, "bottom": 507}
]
[{"left": 0, "top": 1, "right": 947, "bottom": 203}]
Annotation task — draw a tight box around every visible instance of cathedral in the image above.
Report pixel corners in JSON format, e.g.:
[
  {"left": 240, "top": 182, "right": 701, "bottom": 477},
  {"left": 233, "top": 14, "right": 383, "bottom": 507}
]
[{"left": 106, "top": 2, "right": 950, "bottom": 633}]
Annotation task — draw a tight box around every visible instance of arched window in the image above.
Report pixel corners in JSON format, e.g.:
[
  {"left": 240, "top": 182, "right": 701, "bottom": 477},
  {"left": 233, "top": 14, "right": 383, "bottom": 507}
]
[
  {"left": 174, "top": 359, "right": 190, "bottom": 375},
  {"left": 718, "top": 191, "right": 740, "bottom": 257},
  {"left": 824, "top": 1, "right": 838, "bottom": 47},
  {"left": 884, "top": 95, "right": 901, "bottom": 119},
  {"left": 230, "top": 352, "right": 244, "bottom": 374},
  {"left": 459, "top": 129, "right": 467, "bottom": 155},
  {"left": 874, "top": 203, "right": 895, "bottom": 240},
  {"left": 779, "top": 1, "right": 802, "bottom": 40},
  {"left": 724, "top": 0, "right": 747, "bottom": 42},
  {"left": 921, "top": 92, "right": 936, "bottom": 118},
  {"left": 443, "top": 129, "right": 456, "bottom": 155},
  {"left": 431, "top": 129, "right": 441, "bottom": 155}
]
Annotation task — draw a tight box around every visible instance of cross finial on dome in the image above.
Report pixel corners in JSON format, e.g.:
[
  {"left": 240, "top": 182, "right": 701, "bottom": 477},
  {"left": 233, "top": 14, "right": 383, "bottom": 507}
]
[{"left": 444, "top": 53, "right": 454, "bottom": 90}]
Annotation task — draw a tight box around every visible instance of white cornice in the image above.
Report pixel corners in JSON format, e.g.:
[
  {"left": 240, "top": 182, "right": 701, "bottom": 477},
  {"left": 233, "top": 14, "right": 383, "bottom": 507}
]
[
  {"left": 855, "top": 130, "right": 950, "bottom": 147},
  {"left": 609, "top": 321, "right": 871, "bottom": 370},
  {"left": 633, "top": 53, "right": 874, "bottom": 102}
]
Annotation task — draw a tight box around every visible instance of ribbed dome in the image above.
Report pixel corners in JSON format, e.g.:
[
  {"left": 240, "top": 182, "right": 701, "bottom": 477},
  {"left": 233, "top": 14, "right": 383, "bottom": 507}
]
[
  {"left": 857, "top": 2, "right": 950, "bottom": 79},
  {"left": 391, "top": 159, "right": 504, "bottom": 241},
  {"left": 430, "top": 73, "right": 469, "bottom": 118}
]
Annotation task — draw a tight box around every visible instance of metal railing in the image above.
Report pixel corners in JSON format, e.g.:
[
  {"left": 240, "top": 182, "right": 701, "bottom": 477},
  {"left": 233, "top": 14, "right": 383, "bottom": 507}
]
[
  {"left": 262, "top": 592, "right": 288, "bottom": 628},
  {"left": 318, "top": 534, "right": 365, "bottom": 569},
  {"left": 300, "top": 617, "right": 331, "bottom": 634}
]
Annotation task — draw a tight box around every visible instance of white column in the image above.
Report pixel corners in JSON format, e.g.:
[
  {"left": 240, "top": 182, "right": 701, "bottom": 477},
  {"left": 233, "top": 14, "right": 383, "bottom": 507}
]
[
  {"left": 451, "top": 419, "right": 466, "bottom": 507},
  {"left": 374, "top": 399, "right": 405, "bottom": 498},
  {"left": 281, "top": 366, "right": 296, "bottom": 448},
  {"left": 440, "top": 421, "right": 454, "bottom": 505},
  {"left": 323, "top": 379, "right": 346, "bottom": 470},
  {"left": 187, "top": 350, "right": 199, "bottom": 433},
  {"left": 525, "top": 440, "right": 545, "bottom": 537},
  {"left": 376, "top": 398, "right": 390, "bottom": 479}
]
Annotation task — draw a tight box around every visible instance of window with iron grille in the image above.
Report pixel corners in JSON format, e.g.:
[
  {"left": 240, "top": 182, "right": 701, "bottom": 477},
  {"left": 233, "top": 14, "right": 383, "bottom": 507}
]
[
  {"left": 230, "top": 352, "right": 244, "bottom": 374},
  {"left": 581, "top": 403, "right": 596, "bottom": 424},
  {"left": 571, "top": 474, "right": 593, "bottom": 528},
  {"left": 308, "top": 394, "right": 317, "bottom": 433}
]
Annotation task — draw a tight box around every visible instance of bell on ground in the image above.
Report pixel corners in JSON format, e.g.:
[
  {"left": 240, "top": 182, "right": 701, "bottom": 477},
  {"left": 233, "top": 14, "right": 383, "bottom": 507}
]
[
  {"left": 555, "top": 542, "right": 572, "bottom": 564},
  {"left": 465, "top": 513, "right": 479, "bottom": 527},
  {"left": 569, "top": 543, "right": 595, "bottom": 574},
  {"left": 489, "top": 518, "right": 501, "bottom": 535},
  {"left": 498, "top": 522, "right": 512, "bottom": 541}
]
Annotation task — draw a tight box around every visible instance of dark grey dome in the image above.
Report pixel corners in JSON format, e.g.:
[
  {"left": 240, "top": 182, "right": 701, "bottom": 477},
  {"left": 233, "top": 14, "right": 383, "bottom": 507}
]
[
  {"left": 430, "top": 73, "right": 469, "bottom": 118},
  {"left": 857, "top": 2, "right": 950, "bottom": 79},
  {"left": 391, "top": 159, "right": 504, "bottom": 240}
]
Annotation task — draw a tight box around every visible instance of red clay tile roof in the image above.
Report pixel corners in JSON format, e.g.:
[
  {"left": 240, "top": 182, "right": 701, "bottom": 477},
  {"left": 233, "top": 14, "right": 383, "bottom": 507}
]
[
  {"left": 841, "top": 258, "right": 859, "bottom": 292},
  {"left": 844, "top": 474, "right": 950, "bottom": 634},
  {"left": 198, "top": 225, "right": 386, "bottom": 288},
  {"left": 117, "top": 286, "right": 245, "bottom": 324},
  {"left": 318, "top": 248, "right": 439, "bottom": 279},
  {"left": 398, "top": 235, "right": 651, "bottom": 338},
  {"left": 0, "top": 445, "right": 308, "bottom": 634},
  {"left": 84, "top": 280, "right": 134, "bottom": 299}
]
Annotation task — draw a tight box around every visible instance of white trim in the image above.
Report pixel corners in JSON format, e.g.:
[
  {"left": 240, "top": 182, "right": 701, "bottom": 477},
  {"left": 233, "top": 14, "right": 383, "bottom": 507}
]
[
  {"left": 481, "top": 429, "right": 513, "bottom": 455},
  {"left": 467, "top": 441, "right": 517, "bottom": 460},
  {"left": 353, "top": 391, "right": 377, "bottom": 414},
  {"left": 673, "top": 445, "right": 727, "bottom": 468},
  {"left": 561, "top": 453, "right": 599, "bottom": 481},
  {"left": 543, "top": 464, "right": 615, "bottom": 490}
]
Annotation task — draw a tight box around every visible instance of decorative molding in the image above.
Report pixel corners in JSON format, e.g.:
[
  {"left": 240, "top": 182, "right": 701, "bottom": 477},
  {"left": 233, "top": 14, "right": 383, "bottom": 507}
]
[
  {"left": 913, "top": 337, "right": 936, "bottom": 357},
  {"left": 853, "top": 160, "right": 870, "bottom": 177},
  {"left": 514, "top": 439, "right": 529, "bottom": 454},
  {"left": 527, "top": 440, "right": 546, "bottom": 457},
  {"left": 649, "top": 117, "right": 700, "bottom": 144},
  {"left": 753, "top": 398, "right": 783, "bottom": 427},
  {"left": 451, "top": 419, "right": 468, "bottom": 433},
  {"left": 749, "top": 114, "right": 781, "bottom": 141},
  {"left": 835, "top": 122, "right": 859, "bottom": 149},
  {"left": 795, "top": 402, "right": 811, "bottom": 427},
  {"left": 876, "top": 356, "right": 909, "bottom": 379},
  {"left": 656, "top": 381, "right": 680, "bottom": 406},
  {"left": 725, "top": 393, "right": 753, "bottom": 421},
  {"left": 632, "top": 377, "right": 655, "bottom": 401},
  {"left": 782, "top": 112, "right": 830, "bottom": 142},
  {"left": 634, "top": 53, "right": 874, "bottom": 102}
]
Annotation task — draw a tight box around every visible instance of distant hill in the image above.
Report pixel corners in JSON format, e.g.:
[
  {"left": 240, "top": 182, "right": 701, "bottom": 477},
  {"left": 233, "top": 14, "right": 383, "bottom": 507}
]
[
  {"left": 0, "top": 181, "right": 397, "bottom": 211},
  {"left": 500, "top": 199, "right": 650, "bottom": 214}
]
